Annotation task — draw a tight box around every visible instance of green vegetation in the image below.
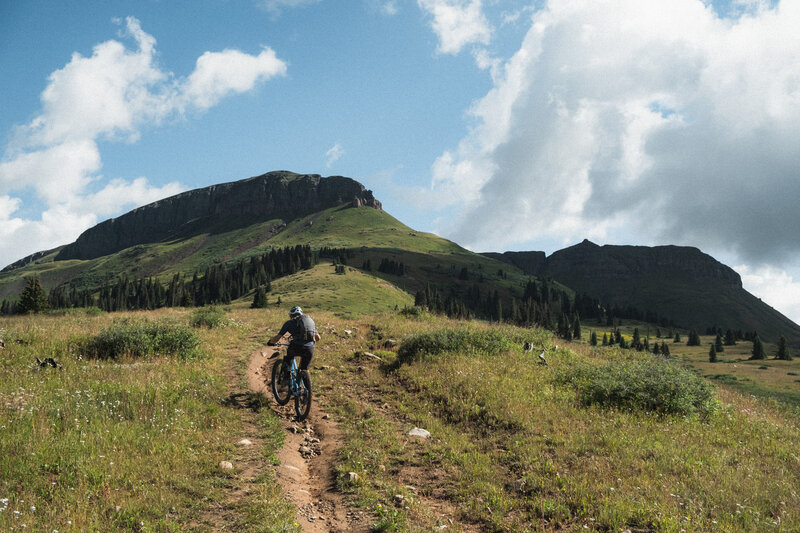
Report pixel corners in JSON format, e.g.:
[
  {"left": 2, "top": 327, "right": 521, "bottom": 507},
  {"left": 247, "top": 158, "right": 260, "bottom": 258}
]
[
  {"left": 562, "top": 358, "right": 719, "bottom": 417},
  {"left": 85, "top": 318, "right": 201, "bottom": 360},
  {"left": 0, "top": 310, "right": 294, "bottom": 531},
  {"left": 189, "top": 306, "right": 228, "bottom": 329}
]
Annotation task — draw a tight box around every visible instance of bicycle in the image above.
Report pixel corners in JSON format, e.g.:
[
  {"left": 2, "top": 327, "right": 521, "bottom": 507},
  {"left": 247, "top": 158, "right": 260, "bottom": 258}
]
[{"left": 269, "top": 343, "right": 312, "bottom": 421}]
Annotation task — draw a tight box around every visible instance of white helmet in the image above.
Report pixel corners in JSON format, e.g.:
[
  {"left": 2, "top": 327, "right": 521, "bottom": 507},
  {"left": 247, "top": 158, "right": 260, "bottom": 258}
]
[{"left": 289, "top": 306, "right": 303, "bottom": 318}]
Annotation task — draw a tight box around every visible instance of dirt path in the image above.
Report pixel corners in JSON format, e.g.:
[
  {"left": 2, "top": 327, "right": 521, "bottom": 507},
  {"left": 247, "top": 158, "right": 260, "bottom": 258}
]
[{"left": 246, "top": 347, "right": 368, "bottom": 533}]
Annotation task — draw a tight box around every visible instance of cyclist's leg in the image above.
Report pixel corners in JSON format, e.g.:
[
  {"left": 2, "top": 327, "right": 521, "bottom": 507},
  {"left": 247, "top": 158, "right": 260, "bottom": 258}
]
[
  {"left": 286, "top": 344, "right": 303, "bottom": 372},
  {"left": 298, "top": 345, "right": 314, "bottom": 371}
]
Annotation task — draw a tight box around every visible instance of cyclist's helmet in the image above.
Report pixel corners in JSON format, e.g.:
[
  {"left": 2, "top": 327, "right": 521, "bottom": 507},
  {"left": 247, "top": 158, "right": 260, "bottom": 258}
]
[{"left": 289, "top": 306, "right": 303, "bottom": 318}]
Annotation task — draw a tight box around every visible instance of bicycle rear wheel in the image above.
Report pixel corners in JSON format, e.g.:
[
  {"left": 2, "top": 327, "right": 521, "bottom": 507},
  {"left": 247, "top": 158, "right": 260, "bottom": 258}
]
[
  {"left": 294, "top": 370, "right": 312, "bottom": 421},
  {"left": 271, "top": 359, "right": 291, "bottom": 406}
]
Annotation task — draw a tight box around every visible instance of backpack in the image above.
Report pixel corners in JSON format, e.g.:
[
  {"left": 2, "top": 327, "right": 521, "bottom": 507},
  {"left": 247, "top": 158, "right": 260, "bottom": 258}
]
[{"left": 296, "top": 315, "right": 317, "bottom": 343}]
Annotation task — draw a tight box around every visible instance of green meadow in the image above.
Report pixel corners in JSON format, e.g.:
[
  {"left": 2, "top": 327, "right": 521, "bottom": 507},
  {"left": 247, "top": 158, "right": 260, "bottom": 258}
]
[{"left": 2, "top": 279, "right": 799, "bottom": 531}]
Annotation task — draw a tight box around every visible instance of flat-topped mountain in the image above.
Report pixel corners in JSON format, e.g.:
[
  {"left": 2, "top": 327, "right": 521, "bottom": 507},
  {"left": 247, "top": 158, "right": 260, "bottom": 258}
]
[
  {"left": 486, "top": 240, "right": 800, "bottom": 344},
  {"left": 56, "top": 171, "right": 381, "bottom": 261}
]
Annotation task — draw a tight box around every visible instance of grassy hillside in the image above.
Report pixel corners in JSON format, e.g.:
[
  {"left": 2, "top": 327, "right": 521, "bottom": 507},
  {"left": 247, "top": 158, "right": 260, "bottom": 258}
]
[{"left": 2, "top": 303, "right": 799, "bottom": 531}]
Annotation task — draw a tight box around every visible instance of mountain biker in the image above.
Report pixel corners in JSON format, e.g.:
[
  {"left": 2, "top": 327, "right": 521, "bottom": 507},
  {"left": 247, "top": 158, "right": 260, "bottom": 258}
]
[{"left": 267, "top": 306, "right": 321, "bottom": 371}]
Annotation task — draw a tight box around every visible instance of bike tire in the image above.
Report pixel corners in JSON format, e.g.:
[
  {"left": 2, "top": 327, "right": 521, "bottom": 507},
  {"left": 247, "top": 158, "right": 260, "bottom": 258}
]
[
  {"left": 294, "top": 370, "right": 312, "bottom": 421},
  {"left": 271, "top": 359, "right": 291, "bottom": 406}
]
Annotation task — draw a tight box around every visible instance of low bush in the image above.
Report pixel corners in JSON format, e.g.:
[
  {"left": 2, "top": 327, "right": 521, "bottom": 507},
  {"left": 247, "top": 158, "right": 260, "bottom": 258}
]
[
  {"left": 189, "top": 306, "right": 227, "bottom": 328},
  {"left": 564, "top": 359, "right": 718, "bottom": 417},
  {"left": 396, "top": 327, "right": 515, "bottom": 365},
  {"left": 85, "top": 319, "right": 201, "bottom": 360}
]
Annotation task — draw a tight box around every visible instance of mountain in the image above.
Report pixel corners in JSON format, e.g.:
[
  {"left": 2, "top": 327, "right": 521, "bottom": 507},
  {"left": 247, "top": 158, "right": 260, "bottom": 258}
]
[
  {"left": 485, "top": 239, "right": 800, "bottom": 345},
  {"left": 55, "top": 170, "right": 382, "bottom": 261},
  {"left": 0, "top": 171, "right": 534, "bottom": 317},
  {"left": 3, "top": 170, "right": 798, "bottom": 346}
]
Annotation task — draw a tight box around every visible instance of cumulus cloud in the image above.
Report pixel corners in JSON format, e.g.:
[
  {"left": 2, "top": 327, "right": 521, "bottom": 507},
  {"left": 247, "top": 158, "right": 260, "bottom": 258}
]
[
  {"left": 738, "top": 264, "right": 800, "bottom": 325},
  {"left": 418, "top": 0, "right": 492, "bottom": 54},
  {"left": 0, "top": 17, "right": 287, "bottom": 268},
  {"left": 325, "top": 143, "right": 345, "bottom": 168},
  {"left": 430, "top": 0, "right": 800, "bottom": 267},
  {"left": 183, "top": 48, "right": 287, "bottom": 110}
]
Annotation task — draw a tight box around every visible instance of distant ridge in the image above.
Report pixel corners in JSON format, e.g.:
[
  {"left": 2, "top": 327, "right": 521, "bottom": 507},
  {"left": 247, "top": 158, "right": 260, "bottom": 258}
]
[
  {"left": 485, "top": 240, "right": 800, "bottom": 345},
  {"left": 55, "top": 171, "right": 381, "bottom": 261}
]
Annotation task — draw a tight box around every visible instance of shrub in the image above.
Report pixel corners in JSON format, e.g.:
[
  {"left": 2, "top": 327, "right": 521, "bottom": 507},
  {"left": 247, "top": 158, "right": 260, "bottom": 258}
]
[
  {"left": 565, "top": 359, "right": 718, "bottom": 417},
  {"left": 396, "top": 328, "right": 515, "bottom": 365},
  {"left": 189, "top": 306, "right": 227, "bottom": 328},
  {"left": 86, "top": 319, "right": 201, "bottom": 360}
]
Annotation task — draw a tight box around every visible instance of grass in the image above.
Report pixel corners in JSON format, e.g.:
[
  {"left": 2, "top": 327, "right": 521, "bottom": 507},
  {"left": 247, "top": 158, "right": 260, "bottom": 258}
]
[
  {"left": 3, "top": 300, "right": 800, "bottom": 531},
  {"left": 0, "top": 309, "right": 295, "bottom": 532},
  {"left": 311, "top": 313, "right": 800, "bottom": 532}
]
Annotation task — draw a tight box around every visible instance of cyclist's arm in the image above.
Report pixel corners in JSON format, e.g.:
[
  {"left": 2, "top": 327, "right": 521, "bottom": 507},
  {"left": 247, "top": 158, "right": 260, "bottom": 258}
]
[
  {"left": 267, "top": 333, "right": 284, "bottom": 345},
  {"left": 313, "top": 332, "right": 321, "bottom": 342}
]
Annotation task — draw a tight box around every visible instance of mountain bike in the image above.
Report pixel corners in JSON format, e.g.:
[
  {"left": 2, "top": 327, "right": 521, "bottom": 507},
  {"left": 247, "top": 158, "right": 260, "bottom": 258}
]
[{"left": 269, "top": 343, "right": 312, "bottom": 421}]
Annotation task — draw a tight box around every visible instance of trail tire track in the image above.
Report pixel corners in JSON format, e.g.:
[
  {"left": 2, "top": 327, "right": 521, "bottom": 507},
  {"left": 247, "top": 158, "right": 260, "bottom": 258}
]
[{"left": 247, "top": 347, "right": 367, "bottom": 532}]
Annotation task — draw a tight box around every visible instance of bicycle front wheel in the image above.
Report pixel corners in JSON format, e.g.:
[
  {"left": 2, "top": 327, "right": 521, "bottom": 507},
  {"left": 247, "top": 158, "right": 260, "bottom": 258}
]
[
  {"left": 271, "top": 359, "right": 291, "bottom": 406},
  {"left": 294, "top": 370, "right": 312, "bottom": 421}
]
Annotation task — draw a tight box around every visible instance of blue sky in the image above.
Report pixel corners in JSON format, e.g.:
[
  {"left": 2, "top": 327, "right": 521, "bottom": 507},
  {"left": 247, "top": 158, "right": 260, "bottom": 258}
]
[{"left": 2, "top": 0, "right": 800, "bottom": 324}]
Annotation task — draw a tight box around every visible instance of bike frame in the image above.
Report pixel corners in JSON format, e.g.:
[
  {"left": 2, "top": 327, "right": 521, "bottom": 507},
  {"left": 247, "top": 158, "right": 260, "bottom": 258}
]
[{"left": 273, "top": 343, "right": 307, "bottom": 398}]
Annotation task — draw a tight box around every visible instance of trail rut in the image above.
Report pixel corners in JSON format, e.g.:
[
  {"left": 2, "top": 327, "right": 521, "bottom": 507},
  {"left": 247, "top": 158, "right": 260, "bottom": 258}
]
[{"left": 247, "top": 347, "right": 368, "bottom": 533}]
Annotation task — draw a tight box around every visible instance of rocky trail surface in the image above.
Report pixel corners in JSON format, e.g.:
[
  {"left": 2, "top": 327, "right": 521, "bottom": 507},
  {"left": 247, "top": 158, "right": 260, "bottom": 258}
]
[{"left": 246, "top": 346, "right": 369, "bottom": 533}]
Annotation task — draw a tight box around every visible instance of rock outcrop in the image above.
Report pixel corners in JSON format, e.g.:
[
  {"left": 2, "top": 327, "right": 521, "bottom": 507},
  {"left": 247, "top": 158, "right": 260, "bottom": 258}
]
[
  {"left": 484, "top": 240, "right": 800, "bottom": 343},
  {"left": 56, "top": 171, "right": 381, "bottom": 261}
]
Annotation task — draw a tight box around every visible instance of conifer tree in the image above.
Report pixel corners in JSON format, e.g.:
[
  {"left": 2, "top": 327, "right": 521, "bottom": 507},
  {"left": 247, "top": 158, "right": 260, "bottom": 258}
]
[
  {"left": 17, "top": 276, "right": 49, "bottom": 314},
  {"left": 709, "top": 344, "right": 717, "bottom": 363},
  {"left": 602, "top": 332, "right": 608, "bottom": 346},
  {"left": 674, "top": 332, "right": 682, "bottom": 343},
  {"left": 750, "top": 334, "right": 766, "bottom": 360},
  {"left": 776, "top": 336, "right": 792, "bottom": 360},
  {"left": 572, "top": 314, "right": 582, "bottom": 340},
  {"left": 251, "top": 286, "right": 268, "bottom": 309},
  {"left": 590, "top": 330, "right": 597, "bottom": 346},
  {"left": 715, "top": 333, "right": 724, "bottom": 352},
  {"left": 662, "top": 342, "right": 670, "bottom": 356}
]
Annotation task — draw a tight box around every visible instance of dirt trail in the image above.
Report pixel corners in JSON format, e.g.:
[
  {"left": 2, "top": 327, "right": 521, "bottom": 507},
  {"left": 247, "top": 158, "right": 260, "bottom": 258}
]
[{"left": 247, "top": 347, "right": 367, "bottom": 533}]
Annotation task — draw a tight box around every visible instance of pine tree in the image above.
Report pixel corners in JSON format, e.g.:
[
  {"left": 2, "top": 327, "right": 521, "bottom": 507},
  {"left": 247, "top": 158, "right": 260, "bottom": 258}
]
[
  {"left": 662, "top": 342, "right": 670, "bottom": 356},
  {"left": 251, "top": 286, "right": 268, "bottom": 309},
  {"left": 674, "top": 332, "right": 682, "bottom": 343},
  {"left": 590, "top": 330, "right": 598, "bottom": 346},
  {"left": 572, "top": 314, "right": 582, "bottom": 340},
  {"left": 715, "top": 333, "right": 724, "bottom": 352},
  {"left": 724, "top": 329, "right": 737, "bottom": 346},
  {"left": 17, "top": 276, "right": 49, "bottom": 314},
  {"left": 775, "top": 336, "right": 792, "bottom": 360},
  {"left": 750, "top": 334, "right": 766, "bottom": 360},
  {"left": 709, "top": 344, "right": 717, "bottom": 362},
  {"left": 632, "top": 328, "right": 641, "bottom": 348},
  {"left": 602, "top": 332, "right": 608, "bottom": 346}
]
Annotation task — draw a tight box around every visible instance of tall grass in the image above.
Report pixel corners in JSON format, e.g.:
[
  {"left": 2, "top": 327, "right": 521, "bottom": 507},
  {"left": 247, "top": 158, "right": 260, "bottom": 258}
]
[{"left": 0, "top": 310, "right": 293, "bottom": 532}]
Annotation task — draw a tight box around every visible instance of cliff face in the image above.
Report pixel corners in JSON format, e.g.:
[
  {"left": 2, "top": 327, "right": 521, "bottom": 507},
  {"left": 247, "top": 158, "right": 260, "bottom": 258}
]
[
  {"left": 544, "top": 239, "right": 742, "bottom": 292},
  {"left": 480, "top": 240, "right": 800, "bottom": 342},
  {"left": 56, "top": 171, "right": 382, "bottom": 261}
]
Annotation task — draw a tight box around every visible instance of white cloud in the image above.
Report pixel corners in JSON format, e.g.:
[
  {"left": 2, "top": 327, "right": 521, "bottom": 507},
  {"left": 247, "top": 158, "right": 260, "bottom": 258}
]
[
  {"left": 258, "top": 0, "right": 322, "bottom": 17},
  {"left": 738, "top": 264, "right": 800, "bottom": 325},
  {"left": 0, "top": 17, "right": 286, "bottom": 268},
  {"left": 183, "top": 48, "right": 287, "bottom": 110},
  {"left": 382, "top": 1, "right": 399, "bottom": 15},
  {"left": 418, "top": 0, "right": 492, "bottom": 54},
  {"left": 430, "top": 0, "right": 800, "bottom": 267},
  {"left": 325, "top": 143, "right": 345, "bottom": 168}
]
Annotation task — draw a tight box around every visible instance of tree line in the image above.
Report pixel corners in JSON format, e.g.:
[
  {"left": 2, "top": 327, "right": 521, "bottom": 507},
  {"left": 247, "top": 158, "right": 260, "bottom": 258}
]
[{"left": 1, "top": 245, "right": 315, "bottom": 315}]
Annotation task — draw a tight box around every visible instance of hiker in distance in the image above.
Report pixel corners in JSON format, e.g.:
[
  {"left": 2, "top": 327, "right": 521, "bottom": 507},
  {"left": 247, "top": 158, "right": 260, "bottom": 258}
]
[{"left": 267, "top": 306, "right": 321, "bottom": 371}]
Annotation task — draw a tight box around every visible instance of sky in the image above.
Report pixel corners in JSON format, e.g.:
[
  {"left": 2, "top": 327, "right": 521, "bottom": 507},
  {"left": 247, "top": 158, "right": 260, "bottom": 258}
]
[{"left": 1, "top": 0, "right": 799, "bottom": 323}]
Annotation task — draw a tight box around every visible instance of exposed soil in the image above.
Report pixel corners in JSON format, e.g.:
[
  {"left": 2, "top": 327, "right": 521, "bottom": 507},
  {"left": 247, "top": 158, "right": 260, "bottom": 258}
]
[{"left": 246, "top": 347, "right": 368, "bottom": 533}]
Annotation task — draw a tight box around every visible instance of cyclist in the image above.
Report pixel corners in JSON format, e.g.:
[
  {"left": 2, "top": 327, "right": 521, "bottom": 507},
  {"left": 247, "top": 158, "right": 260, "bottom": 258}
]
[{"left": 267, "top": 306, "right": 321, "bottom": 371}]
